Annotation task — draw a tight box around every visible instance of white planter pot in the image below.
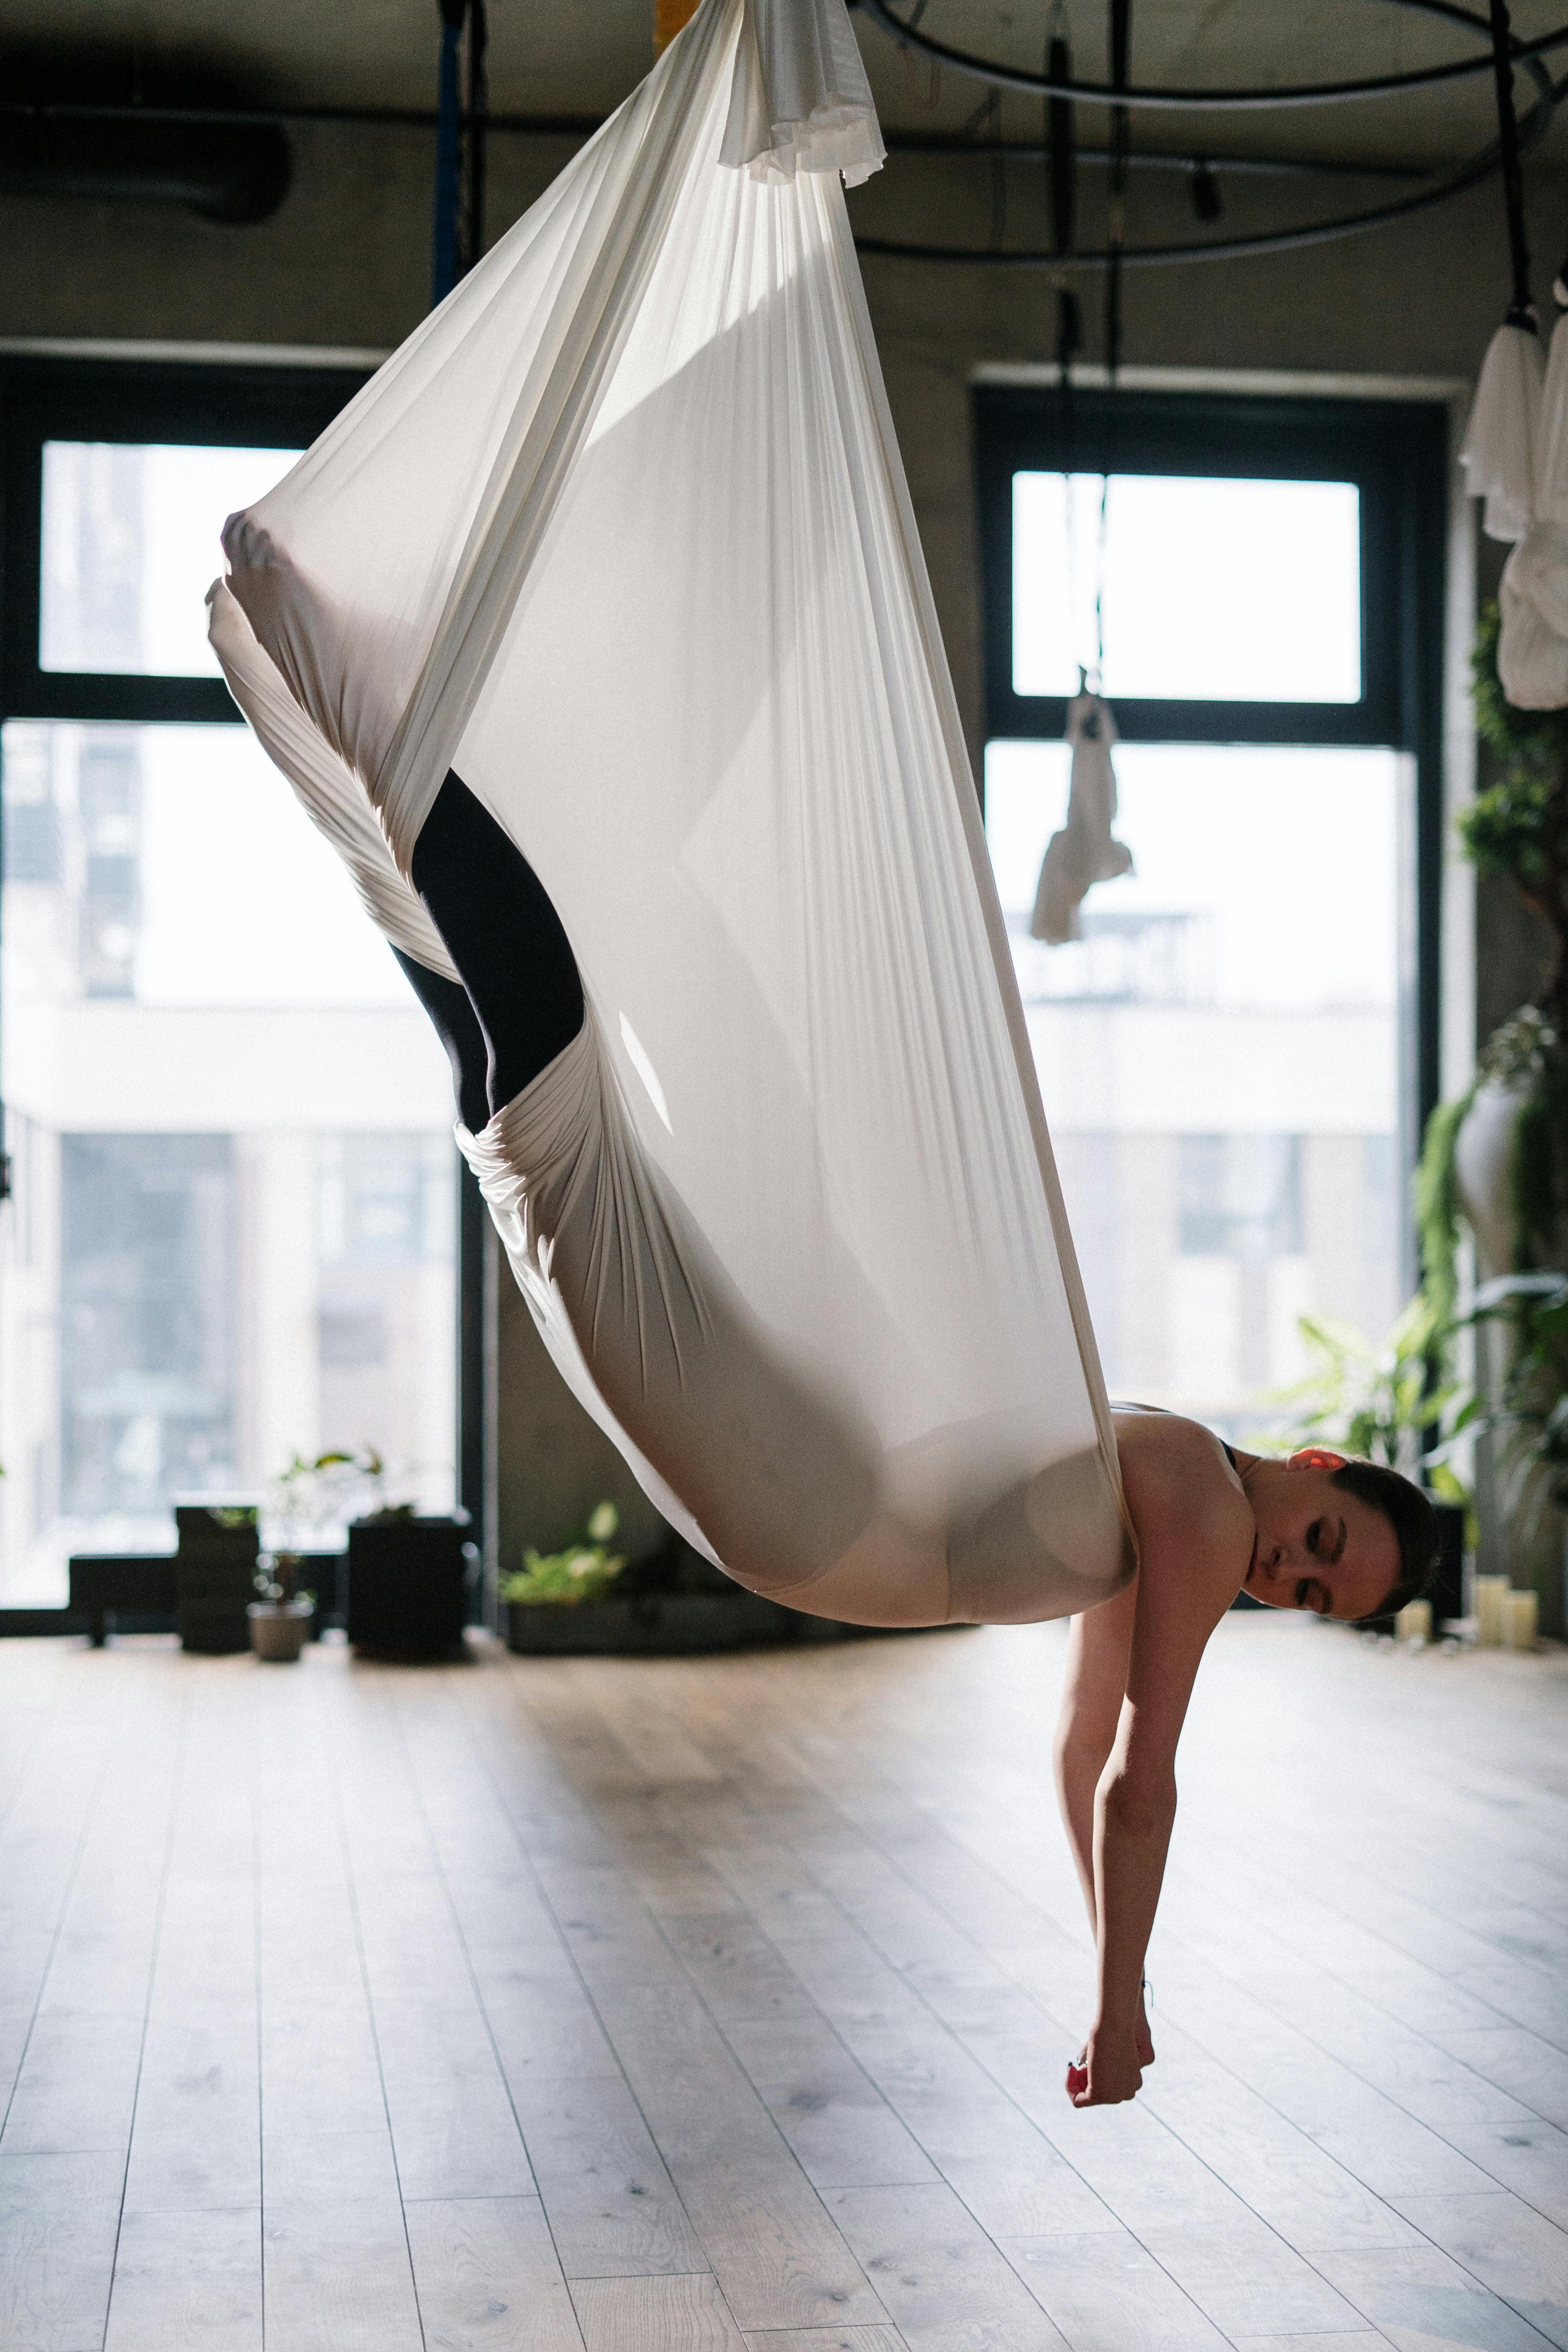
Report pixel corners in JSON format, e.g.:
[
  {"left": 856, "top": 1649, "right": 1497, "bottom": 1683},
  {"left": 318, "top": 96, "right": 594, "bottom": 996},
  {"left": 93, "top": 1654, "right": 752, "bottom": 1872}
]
[
  {"left": 248, "top": 1598, "right": 314, "bottom": 1662},
  {"left": 1453, "top": 1076, "right": 1534, "bottom": 1281}
]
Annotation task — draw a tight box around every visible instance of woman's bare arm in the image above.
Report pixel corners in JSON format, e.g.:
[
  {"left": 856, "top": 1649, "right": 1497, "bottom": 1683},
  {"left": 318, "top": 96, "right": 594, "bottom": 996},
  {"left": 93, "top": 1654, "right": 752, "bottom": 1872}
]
[{"left": 1064, "top": 1416, "right": 1249, "bottom": 2107}]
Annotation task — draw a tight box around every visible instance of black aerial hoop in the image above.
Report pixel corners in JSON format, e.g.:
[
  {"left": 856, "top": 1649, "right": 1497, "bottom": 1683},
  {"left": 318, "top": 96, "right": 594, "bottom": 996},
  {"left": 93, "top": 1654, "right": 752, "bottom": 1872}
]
[
  {"left": 851, "top": 0, "right": 1562, "bottom": 272},
  {"left": 854, "top": 0, "right": 1568, "bottom": 111}
]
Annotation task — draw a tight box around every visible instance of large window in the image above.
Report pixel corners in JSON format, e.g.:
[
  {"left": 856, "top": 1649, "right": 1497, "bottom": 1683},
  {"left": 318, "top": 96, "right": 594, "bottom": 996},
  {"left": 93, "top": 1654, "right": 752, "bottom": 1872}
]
[
  {"left": 0, "top": 361, "right": 464, "bottom": 1606},
  {"left": 976, "top": 388, "right": 1446, "bottom": 1434}
]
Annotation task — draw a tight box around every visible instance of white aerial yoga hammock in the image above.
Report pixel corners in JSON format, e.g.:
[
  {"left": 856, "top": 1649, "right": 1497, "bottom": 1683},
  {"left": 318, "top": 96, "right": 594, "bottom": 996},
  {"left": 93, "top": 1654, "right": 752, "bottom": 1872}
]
[{"left": 209, "top": 0, "right": 1135, "bottom": 1627}]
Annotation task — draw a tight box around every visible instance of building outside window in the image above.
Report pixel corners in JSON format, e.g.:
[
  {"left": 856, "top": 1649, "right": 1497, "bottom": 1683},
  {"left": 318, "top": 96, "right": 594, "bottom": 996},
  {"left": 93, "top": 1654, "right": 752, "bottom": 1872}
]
[
  {"left": 976, "top": 387, "right": 1445, "bottom": 1437},
  {"left": 0, "top": 372, "right": 459, "bottom": 1602}
]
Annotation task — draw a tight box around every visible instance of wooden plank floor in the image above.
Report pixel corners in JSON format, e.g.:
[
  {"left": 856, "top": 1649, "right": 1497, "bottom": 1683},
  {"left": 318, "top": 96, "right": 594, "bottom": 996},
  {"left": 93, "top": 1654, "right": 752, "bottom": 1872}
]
[{"left": 0, "top": 1614, "right": 1564, "bottom": 2351}]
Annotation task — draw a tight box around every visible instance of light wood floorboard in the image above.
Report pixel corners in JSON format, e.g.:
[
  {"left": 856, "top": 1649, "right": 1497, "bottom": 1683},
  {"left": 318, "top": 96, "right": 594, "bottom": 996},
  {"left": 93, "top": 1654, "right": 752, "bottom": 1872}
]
[{"left": 0, "top": 1617, "right": 1561, "bottom": 2348}]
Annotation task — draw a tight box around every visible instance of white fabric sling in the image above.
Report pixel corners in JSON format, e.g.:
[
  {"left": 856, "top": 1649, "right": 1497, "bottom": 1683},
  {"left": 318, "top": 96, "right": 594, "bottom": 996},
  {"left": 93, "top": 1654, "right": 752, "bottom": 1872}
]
[{"left": 211, "top": 0, "right": 1134, "bottom": 1624}]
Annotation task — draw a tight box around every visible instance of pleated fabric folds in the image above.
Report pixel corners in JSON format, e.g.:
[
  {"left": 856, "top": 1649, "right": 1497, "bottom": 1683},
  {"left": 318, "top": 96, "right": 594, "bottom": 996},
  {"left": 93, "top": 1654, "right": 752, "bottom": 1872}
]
[{"left": 213, "top": 0, "right": 1134, "bottom": 1622}]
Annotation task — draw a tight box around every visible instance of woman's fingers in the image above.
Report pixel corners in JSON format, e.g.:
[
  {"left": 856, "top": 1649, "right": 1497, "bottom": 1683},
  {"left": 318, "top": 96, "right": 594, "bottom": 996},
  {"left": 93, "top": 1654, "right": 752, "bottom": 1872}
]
[{"left": 1065, "top": 2040, "right": 1143, "bottom": 2106}]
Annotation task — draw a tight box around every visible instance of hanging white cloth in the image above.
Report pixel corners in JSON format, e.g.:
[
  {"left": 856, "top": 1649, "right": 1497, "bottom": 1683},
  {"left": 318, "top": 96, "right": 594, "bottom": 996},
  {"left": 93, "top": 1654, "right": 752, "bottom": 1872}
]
[
  {"left": 209, "top": 0, "right": 1134, "bottom": 1624},
  {"left": 1460, "top": 320, "right": 1544, "bottom": 545},
  {"left": 1030, "top": 690, "right": 1133, "bottom": 946},
  {"left": 1497, "top": 309, "right": 1568, "bottom": 709}
]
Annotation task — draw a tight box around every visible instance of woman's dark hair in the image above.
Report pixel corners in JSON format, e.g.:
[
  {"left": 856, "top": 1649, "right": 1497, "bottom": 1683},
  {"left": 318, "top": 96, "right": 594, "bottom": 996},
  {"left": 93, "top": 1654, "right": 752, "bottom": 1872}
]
[{"left": 1329, "top": 1459, "right": 1439, "bottom": 1620}]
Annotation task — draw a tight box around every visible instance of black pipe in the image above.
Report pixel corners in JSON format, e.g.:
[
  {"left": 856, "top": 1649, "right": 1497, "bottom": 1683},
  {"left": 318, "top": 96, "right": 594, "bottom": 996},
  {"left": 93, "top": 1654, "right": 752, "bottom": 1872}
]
[
  {"left": 0, "top": 113, "right": 290, "bottom": 222},
  {"left": 1104, "top": 0, "right": 1131, "bottom": 381},
  {"left": 465, "top": 0, "right": 488, "bottom": 273},
  {"left": 1047, "top": 32, "right": 1075, "bottom": 255},
  {"left": 0, "top": 99, "right": 1443, "bottom": 189}
]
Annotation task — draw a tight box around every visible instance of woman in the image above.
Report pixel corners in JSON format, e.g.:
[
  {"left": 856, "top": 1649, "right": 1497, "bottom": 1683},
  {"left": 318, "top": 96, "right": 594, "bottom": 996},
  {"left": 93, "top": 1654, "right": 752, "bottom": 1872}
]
[{"left": 1056, "top": 1410, "right": 1433, "bottom": 2107}]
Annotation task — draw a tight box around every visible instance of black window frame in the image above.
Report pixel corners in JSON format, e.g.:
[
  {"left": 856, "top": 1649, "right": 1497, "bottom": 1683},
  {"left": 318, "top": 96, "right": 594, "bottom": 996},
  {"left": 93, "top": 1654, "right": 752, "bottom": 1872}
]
[
  {"left": 973, "top": 381, "right": 1448, "bottom": 1231},
  {"left": 0, "top": 353, "right": 485, "bottom": 1623}
]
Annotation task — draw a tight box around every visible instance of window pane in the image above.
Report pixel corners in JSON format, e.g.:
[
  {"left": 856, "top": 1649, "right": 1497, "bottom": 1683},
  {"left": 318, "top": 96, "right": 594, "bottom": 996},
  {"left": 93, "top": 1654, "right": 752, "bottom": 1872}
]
[
  {"left": 986, "top": 740, "right": 1403, "bottom": 1430},
  {"left": 0, "top": 718, "right": 455, "bottom": 1604},
  {"left": 1012, "top": 473, "right": 1362, "bottom": 702},
  {"left": 41, "top": 442, "right": 301, "bottom": 676}
]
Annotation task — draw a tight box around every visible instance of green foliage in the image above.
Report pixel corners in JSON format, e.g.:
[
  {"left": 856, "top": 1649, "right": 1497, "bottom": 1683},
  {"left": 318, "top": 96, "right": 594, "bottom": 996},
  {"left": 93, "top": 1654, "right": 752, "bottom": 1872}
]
[
  {"left": 280, "top": 1445, "right": 383, "bottom": 1485},
  {"left": 1464, "top": 605, "right": 1568, "bottom": 1002},
  {"left": 503, "top": 1502, "right": 626, "bottom": 1608},
  {"left": 254, "top": 1553, "right": 314, "bottom": 1608},
  {"left": 1465, "top": 1269, "right": 1568, "bottom": 1536},
  {"left": 1415, "top": 1087, "right": 1476, "bottom": 1332},
  {"left": 1250, "top": 1296, "right": 1473, "bottom": 1488},
  {"left": 1510, "top": 1083, "right": 1561, "bottom": 1270}
]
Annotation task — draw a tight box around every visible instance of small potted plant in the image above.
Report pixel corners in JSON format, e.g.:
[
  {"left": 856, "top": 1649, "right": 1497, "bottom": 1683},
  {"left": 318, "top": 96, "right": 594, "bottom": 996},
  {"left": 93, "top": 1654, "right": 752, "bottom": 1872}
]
[
  {"left": 249, "top": 1448, "right": 361, "bottom": 1662},
  {"left": 248, "top": 1546, "right": 316, "bottom": 1662}
]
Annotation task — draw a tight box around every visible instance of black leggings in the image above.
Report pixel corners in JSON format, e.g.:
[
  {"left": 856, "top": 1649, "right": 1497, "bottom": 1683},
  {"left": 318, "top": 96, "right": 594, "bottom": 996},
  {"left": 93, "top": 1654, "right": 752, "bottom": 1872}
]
[{"left": 400, "top": 770, "right": 585, "bottom": 1131}]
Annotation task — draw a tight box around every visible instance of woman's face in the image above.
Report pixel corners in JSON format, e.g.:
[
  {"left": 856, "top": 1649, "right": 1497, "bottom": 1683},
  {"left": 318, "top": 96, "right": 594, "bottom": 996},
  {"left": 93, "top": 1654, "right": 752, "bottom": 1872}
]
[{"left": 1241, "top": 1453, "right": 1400, "bottom": 1621}]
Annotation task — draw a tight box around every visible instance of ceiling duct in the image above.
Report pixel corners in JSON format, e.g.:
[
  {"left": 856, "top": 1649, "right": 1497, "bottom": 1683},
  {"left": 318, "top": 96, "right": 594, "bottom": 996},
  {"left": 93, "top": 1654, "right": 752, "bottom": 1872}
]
[{"left": 0, "top": 51, "right": 292, "bottom": 225}]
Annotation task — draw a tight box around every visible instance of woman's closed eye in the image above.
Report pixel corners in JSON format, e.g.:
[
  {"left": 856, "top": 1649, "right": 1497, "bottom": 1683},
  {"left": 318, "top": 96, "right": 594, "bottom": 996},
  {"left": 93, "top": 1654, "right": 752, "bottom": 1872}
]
[
  {"left": 1308, "top": 1514, "right": 1348, "bottom": 1565},
  {"left": 1295, "top": 1576, "right": 1330, "bottom": 1614}
]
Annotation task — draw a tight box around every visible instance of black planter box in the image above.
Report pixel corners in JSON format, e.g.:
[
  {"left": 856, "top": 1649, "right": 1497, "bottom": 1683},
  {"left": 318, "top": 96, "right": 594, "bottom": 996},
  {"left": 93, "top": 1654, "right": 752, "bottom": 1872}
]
[
  {"left": 69, "top": 1552, "right": 179, "bottom": 1645},
  {"left": 347, "top": 1516, "right": 473, "bottom": 1657},
  {"left": 174, "top": 1505, "right": 260, "bottom": 1654},
  {"left": 1428, "top": 1497, "right": 1465, "bottom": 1630}
]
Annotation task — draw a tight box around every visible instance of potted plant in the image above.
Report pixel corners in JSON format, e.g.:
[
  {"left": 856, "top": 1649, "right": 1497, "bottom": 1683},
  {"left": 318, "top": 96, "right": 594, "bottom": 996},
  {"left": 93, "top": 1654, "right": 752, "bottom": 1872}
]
[
  {"left": 1420, "top": 602, "right": 1568, "bottom": 1291},
  {"left": 248, "top": 1546, "right": 316, "bottom": 1662},
  {"left": 500, "top": 1505, "right": 941, "bottom": 1656},
  {"left": 250, "top": 1445, "right": 379, "bottom": 1662},
  {"left": 1461, "top": 1269, "right": 1568, "bottom": 1617},
  {"left": 254, "top": 1445, "right": 376, "bottom": 1655},
  {"left": 1418, "top": 602, "right": 1568, "bottom": 1629},
  {"left": 503, "top": 1501, "right": 629, "bottom": 1640},
  {"left": 1250, "top": 1297, "right": 1473, "bottom": 1629}
]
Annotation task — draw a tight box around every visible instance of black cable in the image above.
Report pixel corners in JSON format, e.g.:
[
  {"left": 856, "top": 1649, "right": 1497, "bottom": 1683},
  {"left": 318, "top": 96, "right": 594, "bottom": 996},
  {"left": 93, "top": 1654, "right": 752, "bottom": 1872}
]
[
  {"left": 1045, "top": 14, "right": 1076, "bottom": 394},
  {"left": 989, "top": 88, "right": 1007, "bottom": 249},
  {"left": 1104, "top": 0, "right": 1131, "bottom": 382},
  {"left": 1488, "top": 0, "right": 1535, "bottom": 324},
  {"left": 1048, "top": 30, "right": 1075, "bottom": 254},
  {"left": 464, "top": 0, "right": 488, "bottom": 275}
]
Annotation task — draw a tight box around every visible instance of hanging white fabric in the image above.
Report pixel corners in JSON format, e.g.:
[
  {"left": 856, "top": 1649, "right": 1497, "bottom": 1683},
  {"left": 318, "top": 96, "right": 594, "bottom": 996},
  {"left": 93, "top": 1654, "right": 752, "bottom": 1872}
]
[
  {"left": 1497, "top": 306, "right": 1568, "bottom": 709},
  {"left": 1030, "top": 690, "right": 1133, "bottom": 946},
  {"left": 210, "top": 0, "right": 1133, "bottom": 1623},
  {"left": 1460, "top": 320, "right": 1544, "bottom": 545}
]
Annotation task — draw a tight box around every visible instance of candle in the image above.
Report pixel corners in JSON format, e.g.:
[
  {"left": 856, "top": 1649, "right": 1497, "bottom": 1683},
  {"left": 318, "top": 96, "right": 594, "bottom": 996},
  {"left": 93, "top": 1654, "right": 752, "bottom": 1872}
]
[
  {"left": 1475, "top": 1574, "right": 1510, "bottom": 1647},
  {"left": 1394, "top": 1599, "right": 1432, "bottom": 1645},
  {"left": 1506, "top": 1590, "right": 1538, "bottom": 1651}
]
